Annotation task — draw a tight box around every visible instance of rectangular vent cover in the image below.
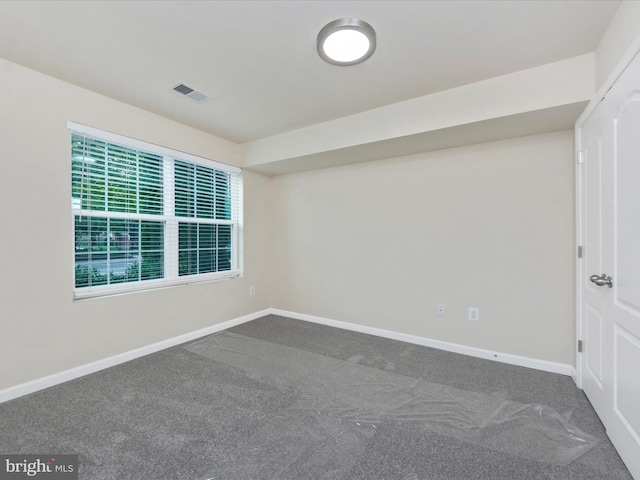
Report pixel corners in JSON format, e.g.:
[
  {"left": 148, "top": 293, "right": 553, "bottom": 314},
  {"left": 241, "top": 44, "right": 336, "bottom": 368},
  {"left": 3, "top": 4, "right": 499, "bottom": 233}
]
[{"left": 172, "top": 83, "right": 209, "bottom": 103}]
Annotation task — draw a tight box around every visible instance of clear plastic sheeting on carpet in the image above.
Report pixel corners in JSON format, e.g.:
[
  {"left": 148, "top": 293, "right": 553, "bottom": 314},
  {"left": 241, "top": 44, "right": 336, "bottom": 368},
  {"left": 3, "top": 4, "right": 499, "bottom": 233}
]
[{"left": 185, "top": 331, "right": 598, "bottom": 468}]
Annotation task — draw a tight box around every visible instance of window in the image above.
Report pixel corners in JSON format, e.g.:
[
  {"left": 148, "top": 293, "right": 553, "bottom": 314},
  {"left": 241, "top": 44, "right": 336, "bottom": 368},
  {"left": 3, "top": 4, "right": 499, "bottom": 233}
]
[{"left": 70, "top": 122, "right": 242, "bottom": 298}]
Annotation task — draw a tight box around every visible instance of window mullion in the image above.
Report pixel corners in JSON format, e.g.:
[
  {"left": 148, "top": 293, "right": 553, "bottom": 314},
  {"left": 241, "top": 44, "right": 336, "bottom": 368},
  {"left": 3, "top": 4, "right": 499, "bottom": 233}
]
[
  {"left": 106, "top": 217, "right": 111, "bottom": 285},
  {"left": 231, "top": 173, "right": 241, "bottom": 271},
  {"left": 135, "top": 150, "right": 140, "bottom": 215},
  {"left": 137, "top": 219, "right": 142, "bottom": 282},
  {"left": 163, "top": 156, "right": 178, "bottom": 280},
  {"left": 104, "top": 143, "right": 109, "bottom": 214}
]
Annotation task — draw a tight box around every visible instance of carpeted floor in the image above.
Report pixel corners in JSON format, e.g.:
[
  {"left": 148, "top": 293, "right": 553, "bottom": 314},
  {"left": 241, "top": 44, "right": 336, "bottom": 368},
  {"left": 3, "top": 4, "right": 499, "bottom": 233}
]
[{"left": 0, "top": 315, "right": 633, "bottom": 479}]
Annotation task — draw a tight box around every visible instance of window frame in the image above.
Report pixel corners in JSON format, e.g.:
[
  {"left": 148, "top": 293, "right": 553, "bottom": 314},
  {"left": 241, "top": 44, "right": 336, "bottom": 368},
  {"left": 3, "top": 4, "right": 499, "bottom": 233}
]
[{"left": 69, "top": 121, "right": 242, "bottom": 299}]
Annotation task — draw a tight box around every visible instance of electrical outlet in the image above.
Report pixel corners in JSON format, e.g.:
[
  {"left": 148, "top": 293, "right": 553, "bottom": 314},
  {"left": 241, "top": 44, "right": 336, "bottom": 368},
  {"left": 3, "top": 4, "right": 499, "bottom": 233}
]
[
  {"left": 249, "top": 286, "right": 256, "bottom": 296},
  {"left": 437, "top": 304, "right": 445, "bottom": 317},
  {"left": 468, "top": 307, "right": 479, "bottom": 321}
]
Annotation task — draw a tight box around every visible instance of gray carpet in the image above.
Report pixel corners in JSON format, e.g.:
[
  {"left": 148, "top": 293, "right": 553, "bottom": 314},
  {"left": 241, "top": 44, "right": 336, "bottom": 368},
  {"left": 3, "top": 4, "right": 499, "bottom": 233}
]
[{"left": 0, "top": 315, "right": 633, "bottom": 479}]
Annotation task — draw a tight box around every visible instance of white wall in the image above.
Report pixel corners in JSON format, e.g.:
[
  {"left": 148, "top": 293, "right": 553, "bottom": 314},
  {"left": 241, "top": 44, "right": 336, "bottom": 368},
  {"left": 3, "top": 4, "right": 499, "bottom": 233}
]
[
  {"left": 0, "top": 58, "right": 272, "bottom": 390},
  {"left": 595, "top": 0, "right": 640, "bottom": 88},
  {"left": 2, "top": 17, "right": 603, "bottom": 391},
  {"left": 270, "top": 131, "right": 575, "bottom": 365},
  {"left": 243, "top": 55, "right": 593, "bottom": 172}
]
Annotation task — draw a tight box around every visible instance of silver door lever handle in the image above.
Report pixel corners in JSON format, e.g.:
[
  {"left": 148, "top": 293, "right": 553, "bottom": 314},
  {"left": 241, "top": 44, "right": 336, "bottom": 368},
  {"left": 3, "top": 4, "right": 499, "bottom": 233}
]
[{"left": 589, "top": 273, "right": 613, "bottom": 288}]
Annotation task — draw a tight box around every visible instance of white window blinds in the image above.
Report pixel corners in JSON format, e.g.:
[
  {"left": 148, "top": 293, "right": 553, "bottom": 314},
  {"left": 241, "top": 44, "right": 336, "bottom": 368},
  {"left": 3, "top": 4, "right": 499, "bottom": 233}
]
[{"left": 69, "top": 122, "right": 242, "bottom": 298}]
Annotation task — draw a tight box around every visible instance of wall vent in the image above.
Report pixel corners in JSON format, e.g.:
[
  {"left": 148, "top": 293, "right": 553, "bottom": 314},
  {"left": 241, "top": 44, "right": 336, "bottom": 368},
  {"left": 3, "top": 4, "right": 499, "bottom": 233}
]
[{"left": 172, "top": 83, "right": 209, "bottom": 103}]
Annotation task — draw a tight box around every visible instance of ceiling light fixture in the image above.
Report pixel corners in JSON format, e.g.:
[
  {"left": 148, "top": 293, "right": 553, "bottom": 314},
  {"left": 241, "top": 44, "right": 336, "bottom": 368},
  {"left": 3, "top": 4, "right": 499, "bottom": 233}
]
[{"left": 317, "top": 18, "right": 376, "bottom": 66}]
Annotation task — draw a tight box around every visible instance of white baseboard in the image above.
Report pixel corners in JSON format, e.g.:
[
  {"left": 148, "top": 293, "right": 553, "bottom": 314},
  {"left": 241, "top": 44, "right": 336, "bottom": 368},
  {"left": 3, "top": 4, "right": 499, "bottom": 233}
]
[
  {"left": 1, "top": 306, "right": 577, "bottom": 404},
  {"left": 270, "top": 308, "right": 577, "bottom": 378},
  {"left": 0, "top": 309, "right": 270, "bottom": 404}
]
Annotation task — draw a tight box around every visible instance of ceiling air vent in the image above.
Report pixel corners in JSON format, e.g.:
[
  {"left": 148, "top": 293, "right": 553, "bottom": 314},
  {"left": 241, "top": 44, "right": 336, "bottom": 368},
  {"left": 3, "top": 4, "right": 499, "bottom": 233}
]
[{"left": 172, "top": 83, "right": 209, "bottom": 103}]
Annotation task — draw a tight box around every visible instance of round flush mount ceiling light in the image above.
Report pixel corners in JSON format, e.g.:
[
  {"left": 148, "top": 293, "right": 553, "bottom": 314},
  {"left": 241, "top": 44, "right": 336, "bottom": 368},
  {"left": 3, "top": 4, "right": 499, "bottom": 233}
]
[{"left": 317, "top": 18, "right": 376, "bottom": 66}]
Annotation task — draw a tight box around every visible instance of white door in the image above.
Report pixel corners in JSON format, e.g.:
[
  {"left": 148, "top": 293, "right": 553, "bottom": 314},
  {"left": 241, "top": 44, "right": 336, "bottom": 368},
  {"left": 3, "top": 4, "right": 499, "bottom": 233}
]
[
  {"left": 578, "top": 49, "right": 640, "bottom": 480},
  {"left": 578, "top": 102, "right": 610, "bottom": 426},
  {"left": 605, "top": 49, "right": 640, "bottom": 479}
]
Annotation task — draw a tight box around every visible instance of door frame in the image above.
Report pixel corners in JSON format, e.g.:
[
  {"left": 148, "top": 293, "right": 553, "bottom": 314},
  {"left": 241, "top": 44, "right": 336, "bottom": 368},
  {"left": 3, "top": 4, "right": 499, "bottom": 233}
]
[{"left": 575, "top": 35, "right": 640, "bottom": 390}]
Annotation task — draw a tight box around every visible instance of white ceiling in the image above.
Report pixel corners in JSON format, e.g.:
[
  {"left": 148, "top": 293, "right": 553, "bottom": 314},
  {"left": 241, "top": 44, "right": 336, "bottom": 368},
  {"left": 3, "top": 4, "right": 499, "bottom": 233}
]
[{"left": 0, "top": 0, "right": 620, "bottom": 144}]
